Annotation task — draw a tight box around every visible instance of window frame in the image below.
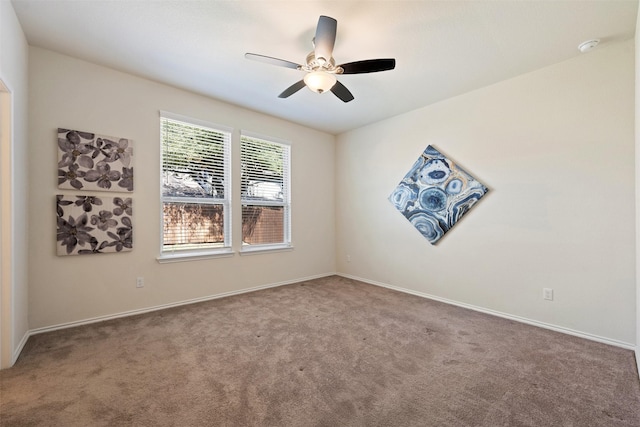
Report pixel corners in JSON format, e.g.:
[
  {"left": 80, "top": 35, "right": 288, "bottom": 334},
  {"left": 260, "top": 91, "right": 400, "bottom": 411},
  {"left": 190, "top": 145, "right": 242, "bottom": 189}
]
[
  {"left": 239, "top": 131, "right": 292, "bottom": 254},
  {"left": 157, "top": 111, "right": 233, "bottom": 263}
]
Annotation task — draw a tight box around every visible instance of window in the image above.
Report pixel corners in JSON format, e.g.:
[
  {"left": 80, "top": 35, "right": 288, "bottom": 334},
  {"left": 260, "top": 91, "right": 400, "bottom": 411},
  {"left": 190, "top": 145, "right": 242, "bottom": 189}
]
[
  {"left": 160, "top": 112, "right": 231, "bottom": 260},
  {"left": 240, "top": 133, "right": 291, "bottom": 252}
]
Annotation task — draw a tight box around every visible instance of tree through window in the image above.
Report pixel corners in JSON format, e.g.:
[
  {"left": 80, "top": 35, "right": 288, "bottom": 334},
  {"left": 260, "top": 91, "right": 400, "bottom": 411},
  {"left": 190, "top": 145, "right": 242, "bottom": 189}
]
[
  {"left": 240, "top": 133, "right": 291, "bottom": 250},
  {"left": 160, "top": 112, "right": 231, "bottom": 256}
]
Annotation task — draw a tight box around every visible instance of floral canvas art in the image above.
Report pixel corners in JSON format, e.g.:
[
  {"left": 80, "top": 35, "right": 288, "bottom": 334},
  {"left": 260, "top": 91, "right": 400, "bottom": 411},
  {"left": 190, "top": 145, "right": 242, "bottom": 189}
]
[
  {"left": 56, "top": 195, "right": 133, "bottom": 255},
  {"left": 389, "top": 145, "right": 488, "bottom": 245},
  {"left": 58, "top": 128, "right": 134, "bottom": 192}
]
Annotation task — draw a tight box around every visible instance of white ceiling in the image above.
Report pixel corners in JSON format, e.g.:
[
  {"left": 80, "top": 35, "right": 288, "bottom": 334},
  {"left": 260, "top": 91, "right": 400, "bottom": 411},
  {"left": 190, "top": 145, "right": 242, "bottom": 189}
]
[{"left": 11, "top": 0, "right": 638, "bottom": 135}]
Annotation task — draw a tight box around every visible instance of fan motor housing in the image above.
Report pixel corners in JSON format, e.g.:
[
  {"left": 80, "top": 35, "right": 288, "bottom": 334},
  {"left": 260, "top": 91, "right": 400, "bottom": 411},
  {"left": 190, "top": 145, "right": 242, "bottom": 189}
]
[{"left": 303, "top": 52, "right": 343, "bottom": 74}]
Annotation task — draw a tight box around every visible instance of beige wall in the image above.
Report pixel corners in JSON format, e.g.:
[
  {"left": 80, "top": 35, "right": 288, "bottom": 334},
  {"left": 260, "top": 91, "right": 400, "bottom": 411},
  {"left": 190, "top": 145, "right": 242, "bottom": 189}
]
[
  {"left": 16, "top": 17, "right": 640, "bottom": 353},
  {"left": 635, "top": 10, "right": 640, "bottom": 375},
  {"left": 0, "top": 0, "right": 29, "bottom": 367},
  {"left": 28, "top": 47, "right": 336, "bottom": 329},
  {"left": 336, "top": 40, "right": 636, "bottom": 345}
]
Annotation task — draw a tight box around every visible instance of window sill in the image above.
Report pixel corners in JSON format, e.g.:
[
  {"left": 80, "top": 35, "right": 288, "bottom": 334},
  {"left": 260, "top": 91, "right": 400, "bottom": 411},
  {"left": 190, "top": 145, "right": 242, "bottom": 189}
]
[
  {"left": 239, "top": 244, "right": 293, "bottom": 256},
  {"left": 157, "top": 248, "right": 234, "bottom": 264}
]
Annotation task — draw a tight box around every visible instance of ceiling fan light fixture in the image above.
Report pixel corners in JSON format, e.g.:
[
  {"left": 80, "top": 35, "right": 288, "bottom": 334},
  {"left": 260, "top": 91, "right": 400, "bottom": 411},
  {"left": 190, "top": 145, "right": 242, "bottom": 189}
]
[
  {"left": 304, "top": 71, "right": 336, "bottom": 94},
  {"left": 245, "top": 15, "right": 395, "bottom": 102}
]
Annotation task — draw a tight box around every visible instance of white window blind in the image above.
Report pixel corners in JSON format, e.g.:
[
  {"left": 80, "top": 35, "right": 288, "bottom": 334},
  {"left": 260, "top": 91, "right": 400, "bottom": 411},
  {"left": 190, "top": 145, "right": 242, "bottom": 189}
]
[
  {"left": 160, "top": 112, "right": 231, "bottom": 256},
  {"left": 240, "top": 133, "right": 291, "bottom": 249}
]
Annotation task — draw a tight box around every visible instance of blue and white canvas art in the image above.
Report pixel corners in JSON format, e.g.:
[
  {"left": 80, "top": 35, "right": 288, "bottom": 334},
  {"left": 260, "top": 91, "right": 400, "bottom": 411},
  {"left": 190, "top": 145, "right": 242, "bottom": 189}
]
[{"left": 389, "top": 145, "right": 488, "bottom": 245}]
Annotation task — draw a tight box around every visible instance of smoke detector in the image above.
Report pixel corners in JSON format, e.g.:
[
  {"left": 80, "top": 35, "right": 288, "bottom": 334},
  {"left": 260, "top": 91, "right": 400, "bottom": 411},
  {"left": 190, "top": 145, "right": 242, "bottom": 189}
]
[{"left": 578, "top": 39, "right": 600, "bottom": 53}]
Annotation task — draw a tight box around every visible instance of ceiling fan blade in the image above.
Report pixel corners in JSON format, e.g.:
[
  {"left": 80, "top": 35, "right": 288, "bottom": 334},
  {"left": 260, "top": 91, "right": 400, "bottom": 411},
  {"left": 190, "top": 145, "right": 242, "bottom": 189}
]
[
  {"left": 330, "top": 80, "right": 354, "bottom": 103},
  {"left": 278, "top": 80, "right": 307, "bottom": 98},
  {"left": 314, "top": 15, "right": 337, "bottom": 63},
  {"left": 339, "top": 58, "right": 396, "bottom": 74},
  {"left": 245, "top": 53, "right": 301, "bottom": 70}
]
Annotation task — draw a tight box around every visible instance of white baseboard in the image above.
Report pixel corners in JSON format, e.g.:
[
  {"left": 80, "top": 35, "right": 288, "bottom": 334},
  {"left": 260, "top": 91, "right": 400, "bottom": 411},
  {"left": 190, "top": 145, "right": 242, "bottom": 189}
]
[
  {"left": 28, "top": 272, "right": 336, "bottom": 337},
  {"left": 12, "top": 330, "right": 29, "bottom": 365},
  {"left": 17, "top": 272, "right": 636, "bottom": 371},
  {"left": 338, "top": 273, "right": 636, "bottom": 351}
]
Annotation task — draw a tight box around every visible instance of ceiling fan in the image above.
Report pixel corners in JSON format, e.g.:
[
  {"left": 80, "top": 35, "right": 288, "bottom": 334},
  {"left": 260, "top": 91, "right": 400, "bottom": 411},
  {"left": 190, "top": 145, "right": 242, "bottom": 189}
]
[{"left": 245, "top": 15, "right": 396, "bottom": 103}]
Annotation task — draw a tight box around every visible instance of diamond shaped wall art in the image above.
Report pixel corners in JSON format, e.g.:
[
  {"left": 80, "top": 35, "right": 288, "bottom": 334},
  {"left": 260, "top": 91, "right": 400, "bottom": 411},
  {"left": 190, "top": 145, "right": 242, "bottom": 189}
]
[{"left": 389, "top": 145, "right": 488, "bottom": 244}]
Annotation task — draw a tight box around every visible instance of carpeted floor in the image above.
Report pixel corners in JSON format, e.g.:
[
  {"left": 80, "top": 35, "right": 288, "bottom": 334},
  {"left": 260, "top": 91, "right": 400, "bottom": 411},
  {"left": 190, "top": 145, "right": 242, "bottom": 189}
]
[{"left": 1, "top": 275, "right": 639, "bottom": 426}]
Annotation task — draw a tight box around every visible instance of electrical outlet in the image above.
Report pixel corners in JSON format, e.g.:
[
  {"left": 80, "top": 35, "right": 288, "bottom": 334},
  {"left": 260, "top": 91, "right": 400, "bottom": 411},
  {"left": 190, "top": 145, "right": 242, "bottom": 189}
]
[
  {"left": 346, "top": 254, "right": 351, "bottom": 263},
  {"left": 136, "top": 277, "right": 144, "bottom": 288},
  {"left": 543, "top": 288, "right": 553, "bottom": 301}
]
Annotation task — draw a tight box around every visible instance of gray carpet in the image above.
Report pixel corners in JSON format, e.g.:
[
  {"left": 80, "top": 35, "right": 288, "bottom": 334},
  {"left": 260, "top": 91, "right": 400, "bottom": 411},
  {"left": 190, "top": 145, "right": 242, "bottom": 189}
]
[{"left": 1, "top": 275, "right": 639, "bottom": 426}]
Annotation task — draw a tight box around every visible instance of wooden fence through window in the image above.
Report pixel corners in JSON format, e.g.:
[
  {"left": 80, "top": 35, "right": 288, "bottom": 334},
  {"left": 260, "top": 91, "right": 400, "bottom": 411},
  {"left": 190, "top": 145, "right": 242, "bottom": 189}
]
[{"left": 163, "top": 204, "right": 283, "bottom": 246}]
